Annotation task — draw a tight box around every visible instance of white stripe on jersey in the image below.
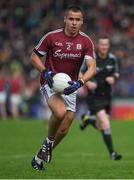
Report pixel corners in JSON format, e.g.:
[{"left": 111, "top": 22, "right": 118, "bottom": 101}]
[
  {"left": 84, "top": 55, "right": 94, "bottom": 60},
  {"left": 38, "top": 51, "right": 46, "bottom": 56},
  {"left": 79, "top": 31, "right": 94, "bottom": 47},
  {"left": 79, "top": 31, "right": 96, "bottom": 59},
  {"left": 35, "top": 28, "right": 63, "bottom": 50}
]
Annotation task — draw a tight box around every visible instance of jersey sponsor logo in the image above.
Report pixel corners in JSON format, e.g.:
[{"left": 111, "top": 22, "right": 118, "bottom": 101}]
[
  {"left": 76, "top": 44, "right": 82, "bottom": 50},
  {"left": 53, "top": 49, "right": 82, "bottom": 59},
  {"left": 55, "top": 42, "right": 63, "bottom": 46}
]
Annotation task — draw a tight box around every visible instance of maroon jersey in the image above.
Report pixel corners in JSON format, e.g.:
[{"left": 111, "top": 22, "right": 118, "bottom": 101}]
[
  {"left": 34, "top": 28, "right": 95, "bottom": 85},
  {"left": 0, "top": 77, "right": 5, "bottom": 91},
  {"left": 10, "top": 77, "right": 22, "bottom": 94}
]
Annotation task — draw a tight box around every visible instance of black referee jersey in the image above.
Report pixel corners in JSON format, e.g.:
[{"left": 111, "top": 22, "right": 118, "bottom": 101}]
[{"left": 81, "top": 52, "right": 119, "bottom": 97}]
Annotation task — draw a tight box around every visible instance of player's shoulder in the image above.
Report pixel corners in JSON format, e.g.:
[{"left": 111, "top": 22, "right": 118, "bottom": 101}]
[
  {"left": 43, "top": 28, "right": 63, "bottom": 38},
  {"left": 79, "top": 31, "right": 92, "bottom": 40},
  {"left": 79, "top": 31, "right": 94, "bottom": 46}
]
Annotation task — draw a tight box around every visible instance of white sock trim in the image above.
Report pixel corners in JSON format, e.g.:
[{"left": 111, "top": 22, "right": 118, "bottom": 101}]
[
  {"left": 35, "top": 155, "right": 43, "bottom": 164},
  {"left": 46, "top": 137, "right": 54, "bottom": 145}
]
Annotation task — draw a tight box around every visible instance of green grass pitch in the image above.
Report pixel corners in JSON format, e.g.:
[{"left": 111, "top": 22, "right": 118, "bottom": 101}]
[{"left": 0, "top": 118, "right": 134, "bottom": 179}]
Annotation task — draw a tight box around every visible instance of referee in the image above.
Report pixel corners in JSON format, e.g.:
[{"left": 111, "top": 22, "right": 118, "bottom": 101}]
[{"left": 80, "top": 35, "right": 122, "bottom": 160}]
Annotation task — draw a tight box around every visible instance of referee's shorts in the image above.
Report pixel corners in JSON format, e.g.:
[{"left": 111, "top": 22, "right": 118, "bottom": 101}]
[{"left": 86, "top": 93, "right": 111, "bottom": 115}]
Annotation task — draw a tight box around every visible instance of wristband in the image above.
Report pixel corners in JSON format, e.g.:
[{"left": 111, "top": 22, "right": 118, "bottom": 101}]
[{"left": 80, "top": 79, "right": 84, "bottom": 85}]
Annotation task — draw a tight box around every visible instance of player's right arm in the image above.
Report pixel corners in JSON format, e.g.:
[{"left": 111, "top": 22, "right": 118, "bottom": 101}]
[
  {"left": 30, "top": 51, "right": 46, "bottom": 73},
  {"left": 30, "top": 32, "right": 50, "bottom": 73},
  {"left": 30, "top": 51, "right": 54, "bottom": 88},
  {"left": 30, "top": 34, "right": 54, "bottom": 88}
]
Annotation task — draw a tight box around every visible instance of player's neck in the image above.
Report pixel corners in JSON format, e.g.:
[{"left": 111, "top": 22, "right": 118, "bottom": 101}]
[{"left": 64, "top": 28, "right": 78, "bottom": 37}]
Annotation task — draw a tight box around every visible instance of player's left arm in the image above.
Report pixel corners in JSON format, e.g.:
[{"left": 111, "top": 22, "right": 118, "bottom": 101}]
[
  {"left": 79, "top": 59, "right": 97, "bottom": 91},
  {"left": 64, "top": 58, "right": 96, "bottom": 95},
  {"left": 80, "top": 58, "right": 96, "bottom": 84},
  {"left": 64, "top": 38, "right": 96, "bottom": 95},
  {"left": 80, "top": 37, "right": 96, "bottom": 83}
]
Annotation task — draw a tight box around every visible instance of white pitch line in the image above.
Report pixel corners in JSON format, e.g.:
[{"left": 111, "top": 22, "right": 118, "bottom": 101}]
[
  {"left": 0, "top": 152, "right": 131, "bottom": 159},
  {"left": 0, "top": 154, "right": 32, "bottom": 159}
]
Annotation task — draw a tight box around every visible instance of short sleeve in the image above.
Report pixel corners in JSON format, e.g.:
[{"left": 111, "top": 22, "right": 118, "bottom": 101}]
[
  {"left": 84, "top": 38, "right": 96, "bottom": 60},
  {"left": 34, "top": 33, "right": 50, "bottom": 56}
]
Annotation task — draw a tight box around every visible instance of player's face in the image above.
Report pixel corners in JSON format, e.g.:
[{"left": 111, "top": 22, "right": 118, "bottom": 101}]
[
  {"left": 64, "top": 10, "right": 83, "bottom": 37},
  {"left": 98, "top": 39, "right": 110, "bottom": 56}
]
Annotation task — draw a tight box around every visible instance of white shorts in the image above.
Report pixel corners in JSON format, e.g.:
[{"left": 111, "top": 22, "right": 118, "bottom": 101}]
[
  {"left": 40, "top": 84, "right": 77, "bottom": 112},
  {"left": 0, "top": 91, "right": 6, "bottom": 103},
  {"left": 10, "top": 94, "right": 21, "bottom": 105}
]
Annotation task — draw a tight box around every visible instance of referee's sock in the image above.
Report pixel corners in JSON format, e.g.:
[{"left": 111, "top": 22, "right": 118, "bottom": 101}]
[{"left": 101, "top": 128, "right": 114, "bottom": 154}]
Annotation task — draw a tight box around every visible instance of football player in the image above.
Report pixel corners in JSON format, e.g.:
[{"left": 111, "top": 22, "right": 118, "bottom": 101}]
[{"left": 30, "top": 5, "right": 96, "bottom": 170}]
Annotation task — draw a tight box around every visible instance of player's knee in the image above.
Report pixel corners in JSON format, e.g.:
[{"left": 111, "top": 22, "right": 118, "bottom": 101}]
[{"left": 54, "top": 109, "right": 66, "bottom": 120}]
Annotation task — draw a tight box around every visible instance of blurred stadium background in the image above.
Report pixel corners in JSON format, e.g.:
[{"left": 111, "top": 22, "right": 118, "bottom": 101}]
[{"left": 0, "top": 0, "right": 134, "bottom": 121}]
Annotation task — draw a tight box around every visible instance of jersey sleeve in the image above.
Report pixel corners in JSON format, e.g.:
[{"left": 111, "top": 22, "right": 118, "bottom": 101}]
[
  {"left": 84, "top": 38, "right": 96, "bottom": 61},
  {"left": 81, "top": 38, "right": 96, "bottom": 73},
  {"left": 34, "top": 33, "right": 50, "bottom": 57},
  {"left": 113, "top": 56, "right": 120, "bottom": 74}
]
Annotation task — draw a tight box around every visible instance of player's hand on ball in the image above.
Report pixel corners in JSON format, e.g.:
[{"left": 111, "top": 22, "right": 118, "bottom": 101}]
[
  {"left": 43, "top": 69, "right": 55, "bottom": 88},
  {"left": 64, "top": 80, "right": 84, "bottom": 95}
]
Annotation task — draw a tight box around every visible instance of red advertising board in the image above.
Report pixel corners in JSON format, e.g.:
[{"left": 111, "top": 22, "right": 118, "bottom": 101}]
[{"left": 112, "top": 99, "right": 134, "bottom": 120}]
